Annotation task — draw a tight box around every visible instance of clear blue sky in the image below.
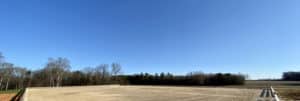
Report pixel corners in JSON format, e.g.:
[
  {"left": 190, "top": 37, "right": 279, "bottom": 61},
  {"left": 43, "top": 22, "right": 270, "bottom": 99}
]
[{"left": 1, "top": 0, "right": 300, "bottom": 79}]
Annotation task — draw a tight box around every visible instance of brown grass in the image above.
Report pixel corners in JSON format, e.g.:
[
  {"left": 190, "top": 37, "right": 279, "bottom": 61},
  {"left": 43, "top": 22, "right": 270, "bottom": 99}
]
[
  {"left": 275, "top": 88, "right": 300, "bottom": 100},
  {"left": 25, "top": 85, "right": 259, "bottom": 101},
  {"left": 244, "top": 80, "right": 300, "bottom": 101},
  {"left": 226, "top": 80, "right": 300, "bottom": 101},
  {"left": 0, "top": 93, "right": 16, "bottom": 101}
]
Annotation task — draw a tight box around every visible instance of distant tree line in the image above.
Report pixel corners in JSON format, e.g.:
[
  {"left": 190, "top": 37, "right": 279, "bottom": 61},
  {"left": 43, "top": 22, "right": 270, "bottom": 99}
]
[
  {"left": 0, "top": 53, "right": 122, "bottom": 90},
  {"left": 29, "top": 59, "right": 122, "bottom": 87},
  {"left": 0, "top": 52, "right": 245, "bottom": 91},
  {"left": 282, "top": 71, "right": 300, "bottom": 81},
  {"left": 122, "top": 72, "right": 245, "bottom": 86}
]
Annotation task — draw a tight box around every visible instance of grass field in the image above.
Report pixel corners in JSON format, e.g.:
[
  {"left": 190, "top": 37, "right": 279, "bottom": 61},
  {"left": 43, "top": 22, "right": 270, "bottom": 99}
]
[
  {"left": 22, "top": 81, "right": 300, "bottom": 101},
  {"left": 24, "top": 85, "right": 259, "bottom": 101}
]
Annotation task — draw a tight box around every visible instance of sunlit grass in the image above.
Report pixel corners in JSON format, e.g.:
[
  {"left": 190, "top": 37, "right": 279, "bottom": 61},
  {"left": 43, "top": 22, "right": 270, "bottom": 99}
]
[{"left": 0, "top": 89, "right": 20, "bottom": 94}]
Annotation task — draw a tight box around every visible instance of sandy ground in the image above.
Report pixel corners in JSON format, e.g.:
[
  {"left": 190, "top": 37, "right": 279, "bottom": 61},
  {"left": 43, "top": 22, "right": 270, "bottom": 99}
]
[
  {"left": 0, "top": 93, "right": 16, "bottom": 101},
  {"left": 25, "top": 85, "right": 260, "bottom": 101}
]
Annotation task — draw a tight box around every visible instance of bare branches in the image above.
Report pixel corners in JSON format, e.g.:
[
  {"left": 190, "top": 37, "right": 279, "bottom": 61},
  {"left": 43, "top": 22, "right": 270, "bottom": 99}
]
[
  {"left": 111, "top": 63, "right": 122, "bottom": 76},
  {"left": 0, "top": 52, "right": 4, "bottom": 63},
  {"left": 45, "top": 57, "right": 70, "bottom": 87}
]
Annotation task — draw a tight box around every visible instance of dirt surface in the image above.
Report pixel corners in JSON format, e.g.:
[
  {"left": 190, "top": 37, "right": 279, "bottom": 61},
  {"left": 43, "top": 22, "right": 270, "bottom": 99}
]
[
  {"left": 25, "top": 85, "right": 260, "bottom": 101},
  {"left": 0, "top": 93, "right": 16, "bottom": 101}
]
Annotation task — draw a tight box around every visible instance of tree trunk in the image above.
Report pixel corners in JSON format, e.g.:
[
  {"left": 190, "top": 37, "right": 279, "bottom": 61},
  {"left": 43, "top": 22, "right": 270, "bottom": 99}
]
[
  {"left": 5, "top": 78, "right": 9, "bottom": 91},
  {"left": 19, "top": 79, "right": 24, "bottom": 89},
  {"left": 49, "top": 77, "right": 51, "bottom": 87},
  {"left": 27, "top": 76, "right": 32, "bottom": 88},
  {"left": 56, "top": 76, "right": 60, "bottom": 87},
  {"left": 50, "top": 77, "right": 53, "bottom": 87},
  {"left": 50, "top": 76, "right": 56, "bottom": 87},
  {"left": 0, "top": 78, "right": 3, "bottom": 90}
]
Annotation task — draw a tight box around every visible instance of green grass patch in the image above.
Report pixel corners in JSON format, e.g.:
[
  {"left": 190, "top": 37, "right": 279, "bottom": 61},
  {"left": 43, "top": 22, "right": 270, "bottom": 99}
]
[{"left": 0, "top": 89, "right": 20, "bottom": 94}]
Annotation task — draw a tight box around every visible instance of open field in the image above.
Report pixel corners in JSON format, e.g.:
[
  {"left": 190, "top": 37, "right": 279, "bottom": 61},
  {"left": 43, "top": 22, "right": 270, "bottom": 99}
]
[
  {"left": 22, "top": 81, "right": 300, "bottom": 101},
  {"left": 25, "top": 85, "right": 259, "bottom": 101}
]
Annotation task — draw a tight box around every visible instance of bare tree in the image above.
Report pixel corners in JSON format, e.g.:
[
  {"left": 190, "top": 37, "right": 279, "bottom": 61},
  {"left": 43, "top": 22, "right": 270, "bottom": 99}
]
[
  {"left": 0, "top": 52, "right": 4, "bottom": 63},
  {"left": 45, "top": 60, "right": 56, "bottom": 87},
  {"left": 56, "top": 57, "right": 70, "bottom": 87},
  {"left": 111, "top": 63, "right": 122, "bottom": 76},
  {"left": 0, "top": 53, "right": 6, "bottom": 90},
  {"left": 111, "top": 63, "right": 122, "bottom": 81},
  {"left": 14, "top": 67, "right": 27, "bottom": 89},
  {"left": 45, "top": 57, "right": 70, "bottom": 87},
  {"left": 2, "top": 63, "right": 14, "bottom": 91},
  {"left": 0, "top": 66, "right": 4, "bottom": 90},
  {"left": 83, "top": 67, "right": 95, "bottom": 85},
  {"left": 96, "top": 64, "right": 110, "bottom": 84}
]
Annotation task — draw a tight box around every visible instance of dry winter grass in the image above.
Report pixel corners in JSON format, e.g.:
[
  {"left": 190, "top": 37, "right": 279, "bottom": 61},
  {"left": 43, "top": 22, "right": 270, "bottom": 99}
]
[
  {"left": 0, "top": 93, "right": 16, "bottom": 101},
  {"left": 0, "top": 90, "right": 19, "bottom": 101},
  {"left": 24, "top": 85, "right": 259, "bottom": 101}
]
